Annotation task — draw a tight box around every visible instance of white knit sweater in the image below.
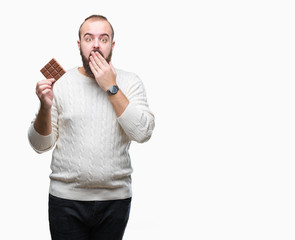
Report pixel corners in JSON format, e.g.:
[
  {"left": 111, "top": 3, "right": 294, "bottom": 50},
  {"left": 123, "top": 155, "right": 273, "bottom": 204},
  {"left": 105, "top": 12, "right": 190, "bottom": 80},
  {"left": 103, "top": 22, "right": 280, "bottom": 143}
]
[{"left": 28, "top": 67, "right": 155, "bottom": 201}]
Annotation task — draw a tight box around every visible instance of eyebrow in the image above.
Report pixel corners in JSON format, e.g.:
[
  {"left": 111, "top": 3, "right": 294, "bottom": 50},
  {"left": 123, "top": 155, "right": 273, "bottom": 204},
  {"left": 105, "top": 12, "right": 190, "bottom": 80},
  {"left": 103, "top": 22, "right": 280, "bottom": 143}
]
[{"left": 83, "top": 33, "right": 110, "bottom": 38}]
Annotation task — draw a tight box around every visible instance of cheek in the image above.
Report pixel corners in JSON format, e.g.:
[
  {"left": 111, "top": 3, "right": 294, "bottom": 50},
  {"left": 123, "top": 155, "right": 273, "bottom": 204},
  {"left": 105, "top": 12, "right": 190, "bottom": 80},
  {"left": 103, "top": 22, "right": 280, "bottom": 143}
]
[
  {"left": 81, "top": 45, "right": 91, "bottom": 57},
  {"left": 80, "top": 43, "right": 91, "bottom": 55},
  {"left": 102, "top": 45, "right": 112, "bottom": 55}
]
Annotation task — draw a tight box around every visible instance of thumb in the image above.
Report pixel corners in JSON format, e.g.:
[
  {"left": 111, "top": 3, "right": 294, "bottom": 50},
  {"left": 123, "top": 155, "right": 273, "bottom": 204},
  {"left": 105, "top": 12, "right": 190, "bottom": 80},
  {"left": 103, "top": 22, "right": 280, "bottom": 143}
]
[{"left": 48, "top": 78, "right": 57, "bottom": 84}]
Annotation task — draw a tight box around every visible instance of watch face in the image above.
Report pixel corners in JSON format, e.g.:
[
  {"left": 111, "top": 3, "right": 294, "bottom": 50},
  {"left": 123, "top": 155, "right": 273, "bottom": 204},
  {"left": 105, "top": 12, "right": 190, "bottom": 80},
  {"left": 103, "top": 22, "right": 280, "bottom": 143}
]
[
  {"left": 108, "top": 85, "right": 119, "bottom": 95},
  {"left": 110, "top": 86, "right": 115, "bottom": 92}
]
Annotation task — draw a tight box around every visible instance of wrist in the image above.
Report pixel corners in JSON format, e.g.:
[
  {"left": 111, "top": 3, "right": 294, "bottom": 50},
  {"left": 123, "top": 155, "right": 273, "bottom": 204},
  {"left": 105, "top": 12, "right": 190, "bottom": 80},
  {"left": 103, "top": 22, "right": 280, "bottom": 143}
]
[{"left": 40, "top": 103, "right": 52, "bottom": 111}]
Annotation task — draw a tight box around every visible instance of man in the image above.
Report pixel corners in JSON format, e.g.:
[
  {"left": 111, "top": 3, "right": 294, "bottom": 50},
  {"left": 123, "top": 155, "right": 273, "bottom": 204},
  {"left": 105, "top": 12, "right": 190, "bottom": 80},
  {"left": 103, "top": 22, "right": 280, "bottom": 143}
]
[{"left": 28, "top": 15, "right": 155, "bottom": 240}]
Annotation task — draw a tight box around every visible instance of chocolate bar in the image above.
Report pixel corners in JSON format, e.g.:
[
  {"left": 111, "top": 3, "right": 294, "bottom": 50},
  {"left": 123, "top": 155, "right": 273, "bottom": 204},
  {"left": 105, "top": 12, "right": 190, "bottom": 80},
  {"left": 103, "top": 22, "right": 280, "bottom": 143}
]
[{"left": 40, "top": 58, "right": 66, "bottom": 80}]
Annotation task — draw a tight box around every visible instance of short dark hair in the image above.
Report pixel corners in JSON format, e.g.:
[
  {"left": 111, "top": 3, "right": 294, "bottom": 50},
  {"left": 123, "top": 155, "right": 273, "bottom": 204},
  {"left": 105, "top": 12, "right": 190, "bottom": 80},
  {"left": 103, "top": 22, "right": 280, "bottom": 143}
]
[{"left": 78, "top": 15, "right": 114, "bottom": 41}]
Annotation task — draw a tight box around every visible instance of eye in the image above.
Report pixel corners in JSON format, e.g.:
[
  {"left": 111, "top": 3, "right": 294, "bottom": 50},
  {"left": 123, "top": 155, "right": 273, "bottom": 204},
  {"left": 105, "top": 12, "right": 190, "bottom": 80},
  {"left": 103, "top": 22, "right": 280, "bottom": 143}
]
[
  {"left": 101, "top": 37, "right": 108, "bottom": 43},
  {"left": 85, "top": 37, "right": 92, "bottom": 42}
]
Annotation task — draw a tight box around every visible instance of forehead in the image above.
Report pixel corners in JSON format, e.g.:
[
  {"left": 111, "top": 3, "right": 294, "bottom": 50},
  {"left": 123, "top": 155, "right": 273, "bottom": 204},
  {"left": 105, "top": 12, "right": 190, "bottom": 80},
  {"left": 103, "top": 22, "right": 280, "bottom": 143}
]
[{"left": 80, "top": 20, "right": 112, "bottom": 36}]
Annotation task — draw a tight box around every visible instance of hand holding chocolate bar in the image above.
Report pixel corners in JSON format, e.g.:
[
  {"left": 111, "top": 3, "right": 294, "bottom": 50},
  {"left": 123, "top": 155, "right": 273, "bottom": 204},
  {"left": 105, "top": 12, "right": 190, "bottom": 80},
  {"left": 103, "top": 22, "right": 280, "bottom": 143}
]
[{"left": 36, "top": 58, "right": 66, "bottom": 110}]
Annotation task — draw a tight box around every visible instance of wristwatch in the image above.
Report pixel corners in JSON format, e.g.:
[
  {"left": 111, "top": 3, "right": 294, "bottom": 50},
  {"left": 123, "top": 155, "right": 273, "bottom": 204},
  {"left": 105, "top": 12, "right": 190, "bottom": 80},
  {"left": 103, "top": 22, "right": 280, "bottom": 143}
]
[{"left": 106, "top": 85, "right": 119, "bottom": 95}]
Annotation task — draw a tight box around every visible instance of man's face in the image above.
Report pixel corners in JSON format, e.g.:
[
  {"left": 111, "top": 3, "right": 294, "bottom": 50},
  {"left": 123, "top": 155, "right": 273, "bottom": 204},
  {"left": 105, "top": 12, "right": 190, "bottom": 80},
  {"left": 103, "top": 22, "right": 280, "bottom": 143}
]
[{"left": 78, "top": 19, "right": 115, "bottom": 78}]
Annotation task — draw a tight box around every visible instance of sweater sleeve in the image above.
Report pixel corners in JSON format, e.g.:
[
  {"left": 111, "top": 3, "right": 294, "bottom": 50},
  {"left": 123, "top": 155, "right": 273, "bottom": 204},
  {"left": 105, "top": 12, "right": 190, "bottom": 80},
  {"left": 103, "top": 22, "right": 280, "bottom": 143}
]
[
  {"left": 117, "top": 75, "right": 155, "bottom": 143},
  {"left": 28, "top": 98, "right": 59, "bottom": 153},
  {"left": 28, "top": 124, "right": 55, "bottom": 153}
]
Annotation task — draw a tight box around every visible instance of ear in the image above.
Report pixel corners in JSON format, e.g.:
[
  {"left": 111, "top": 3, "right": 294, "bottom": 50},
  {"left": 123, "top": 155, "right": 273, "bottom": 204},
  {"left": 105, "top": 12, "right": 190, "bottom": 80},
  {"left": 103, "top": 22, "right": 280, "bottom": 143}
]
[
  {"left": 77, "top": 40, "right": 81, "bottom": 50},
  {"left": 111, "top": 41, "right": 115, "bottom": 50}
]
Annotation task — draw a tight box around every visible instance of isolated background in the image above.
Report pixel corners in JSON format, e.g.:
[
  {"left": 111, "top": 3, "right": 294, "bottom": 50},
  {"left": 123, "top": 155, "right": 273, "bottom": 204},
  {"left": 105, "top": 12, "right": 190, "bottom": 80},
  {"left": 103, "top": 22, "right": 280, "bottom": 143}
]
[{"left": 0, "top": 0, "right": 295, "bottom": 239}]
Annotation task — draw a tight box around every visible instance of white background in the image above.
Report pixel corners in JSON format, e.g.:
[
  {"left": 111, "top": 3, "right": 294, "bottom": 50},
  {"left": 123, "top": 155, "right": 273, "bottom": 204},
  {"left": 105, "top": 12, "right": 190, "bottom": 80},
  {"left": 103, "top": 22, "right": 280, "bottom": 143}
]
[{"left": 0, "top": 0, "right": 295, "bottom": 239}]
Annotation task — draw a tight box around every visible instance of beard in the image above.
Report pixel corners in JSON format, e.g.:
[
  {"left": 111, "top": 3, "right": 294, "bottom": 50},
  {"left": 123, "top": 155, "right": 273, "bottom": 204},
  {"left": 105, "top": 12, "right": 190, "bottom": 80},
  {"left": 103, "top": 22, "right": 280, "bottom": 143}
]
[{"left": 80, "top": 48, "right": 113, "bottom": 79}]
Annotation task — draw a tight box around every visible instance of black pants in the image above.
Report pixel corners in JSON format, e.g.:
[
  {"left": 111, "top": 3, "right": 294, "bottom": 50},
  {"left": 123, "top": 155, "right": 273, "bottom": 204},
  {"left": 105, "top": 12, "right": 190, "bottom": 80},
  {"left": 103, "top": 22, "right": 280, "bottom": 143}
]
[{"left": 49, "top": 194, "right": 131, "bottom": 240}]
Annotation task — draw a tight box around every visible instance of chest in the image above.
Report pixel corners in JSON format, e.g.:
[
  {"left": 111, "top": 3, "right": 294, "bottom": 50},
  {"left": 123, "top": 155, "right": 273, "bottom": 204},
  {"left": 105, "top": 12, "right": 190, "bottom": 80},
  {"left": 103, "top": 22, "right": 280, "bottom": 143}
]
[{"left": 55, "top": 81, "right": 117, "bottom": 131}]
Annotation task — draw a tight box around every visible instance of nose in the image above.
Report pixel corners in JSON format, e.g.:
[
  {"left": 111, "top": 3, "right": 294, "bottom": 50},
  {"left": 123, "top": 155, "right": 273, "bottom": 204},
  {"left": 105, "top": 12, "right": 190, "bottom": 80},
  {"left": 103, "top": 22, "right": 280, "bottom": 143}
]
[{"left": 93, "top": 37, "right": 100, "bottom": 48}]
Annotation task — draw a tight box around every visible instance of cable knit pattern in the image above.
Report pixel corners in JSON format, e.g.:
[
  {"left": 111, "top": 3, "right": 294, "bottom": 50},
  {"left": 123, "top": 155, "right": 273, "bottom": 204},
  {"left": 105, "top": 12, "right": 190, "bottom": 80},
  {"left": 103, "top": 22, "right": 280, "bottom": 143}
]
[{"left": 28, "top": 67, "right": 155, "bottom": 201}]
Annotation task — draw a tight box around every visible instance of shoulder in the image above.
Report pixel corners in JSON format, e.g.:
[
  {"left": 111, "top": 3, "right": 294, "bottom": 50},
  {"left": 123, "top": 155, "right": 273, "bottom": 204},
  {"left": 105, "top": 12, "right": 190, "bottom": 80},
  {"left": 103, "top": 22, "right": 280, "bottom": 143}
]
[
  {"left": 115, "top": 68, "right": 143, "bottom": 88},
  {"left": 52, "top": 67, "right": 84, "bottom": 99},
  {"left": 115, "top": 68, "right": 148, "bottom": 98},
  {"left": 54, "top": 67, "right": 80, "bottom": 88},
  {"left": 57, "top": 67, "right": 79, "bottom": 81},
  {"left": 116, "top": 68, "right": 140, "bottom": 81}
]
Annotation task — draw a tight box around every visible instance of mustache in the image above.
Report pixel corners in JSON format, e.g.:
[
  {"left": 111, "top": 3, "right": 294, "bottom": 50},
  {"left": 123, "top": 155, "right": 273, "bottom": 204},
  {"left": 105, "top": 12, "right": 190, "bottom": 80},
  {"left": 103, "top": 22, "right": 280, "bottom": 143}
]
[
  {"left": 89, "top": 49, "right": 112, "bottom": 63},
  {"left": 90, "top": 49, "right": 104, "bottom": 58}
]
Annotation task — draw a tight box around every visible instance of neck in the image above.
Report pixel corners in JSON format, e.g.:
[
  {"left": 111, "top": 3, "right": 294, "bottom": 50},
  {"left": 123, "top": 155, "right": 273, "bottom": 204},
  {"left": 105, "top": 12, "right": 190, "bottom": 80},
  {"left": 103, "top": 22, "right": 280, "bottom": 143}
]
[
  {"left": 78, "top": 67, "right": 87, "bottom": 76},
  {"left": 78, "top": 66, "right": 96, "bottom": 79}
]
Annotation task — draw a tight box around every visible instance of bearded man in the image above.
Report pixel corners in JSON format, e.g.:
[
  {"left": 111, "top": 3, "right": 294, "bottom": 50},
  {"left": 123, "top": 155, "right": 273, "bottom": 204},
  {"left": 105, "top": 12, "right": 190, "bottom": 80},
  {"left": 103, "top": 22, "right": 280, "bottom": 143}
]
[{"left": 28, "top": 15, "right": 155, "bottom": 240}]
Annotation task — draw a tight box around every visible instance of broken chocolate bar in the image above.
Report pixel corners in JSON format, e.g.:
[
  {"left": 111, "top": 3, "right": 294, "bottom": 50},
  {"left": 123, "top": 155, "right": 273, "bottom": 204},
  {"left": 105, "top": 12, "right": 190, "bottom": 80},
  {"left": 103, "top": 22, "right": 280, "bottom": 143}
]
[{"left": 40, "top": 58, "right": 66, "bottom": 80}]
